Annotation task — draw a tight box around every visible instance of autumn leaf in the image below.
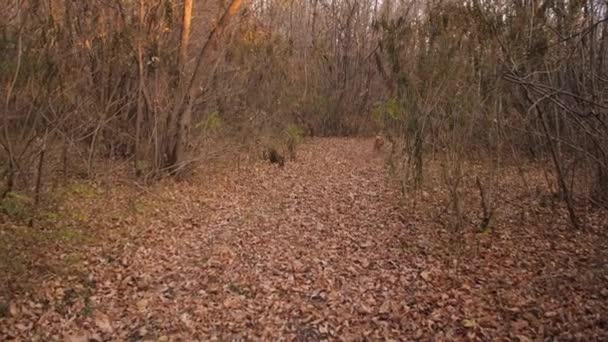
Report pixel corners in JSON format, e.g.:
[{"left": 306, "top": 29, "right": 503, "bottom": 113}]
[
  {"left": 94, "top": 313, "right": 113, "bottom": 333},
  {"left": 462, "top": 319, "right": 477, "bottom": 328}
]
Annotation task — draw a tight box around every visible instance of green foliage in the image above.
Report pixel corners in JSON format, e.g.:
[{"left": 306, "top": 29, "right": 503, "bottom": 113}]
[
  {"left": 65, "top": 181, "right": 100, "bottom": 199},
  {"left": 386, "top": 98, "right": 403, "bottom": 120},
  {"left": 0, "top": 36, "right": 17, "bottom": 75},
  {"left": 0, "top": 192, "right": 33, "bottom": 219},
  {"left": 196, "top": 111, "right": 222, "bottom": 133},
  {"left": 38, "top": 211, "right": 62, "bottom": 223},
  {"left": 308, "top": 95, "right": 333, "bottom": 117},
  {"left": 285, "top": 123, "right": 304, "bottom": 159},
  {"left": 0, "top": 223, "right": 87, "bottom": 288},
  {"left": 285, "top": 123, "right": 304, "bottom": 145},
  {"left": 206, "top": 111, "right": 222, "bottom": 131},
  {"left": 372, "top": 98, "right": 407, "bottom": 125},
  {"left": 371, "top": 103, "right": 383, "bottom": 127},
  {"left": 126, "top": 197, "right": 150, "bottom": 216},
  {"left": 372, "top": 96, "right": 426, "bottom": 188},
  {"left": 49, "top": 226, "right": 87, "bottom": 244},
  {"left": 136, "top": 160, "right": 152, "bottom": 176}
]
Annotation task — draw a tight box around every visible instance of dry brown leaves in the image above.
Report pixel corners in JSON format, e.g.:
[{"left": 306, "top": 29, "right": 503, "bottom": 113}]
[{"left": 1, "top": 138, "right": 607, "bottom": 340}]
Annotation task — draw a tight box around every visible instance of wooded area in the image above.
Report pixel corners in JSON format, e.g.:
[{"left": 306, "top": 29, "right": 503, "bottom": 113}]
[
  {"left": 2, "top": 0, "right": 607, "bottom": 215},
  {"left": 1, "top": 0, "right": 607, "bottom": 340}
]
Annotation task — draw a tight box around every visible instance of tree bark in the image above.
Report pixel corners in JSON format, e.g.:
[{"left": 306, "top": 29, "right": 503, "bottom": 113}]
[
  {"left": 165, "top": 0, "right": 194, "bottom": 173},
  {"left": 166, "top": 0, "right": 244, "bottom": 174},
  {"left": 178, "top": 0, "right": 193, "bottom": 76},
  {"left": 135, "top": 0, "right": 146, "bottom": 176}
]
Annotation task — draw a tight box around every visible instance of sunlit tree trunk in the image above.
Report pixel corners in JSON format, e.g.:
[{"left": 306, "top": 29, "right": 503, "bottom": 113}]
[
  {"left": 166, "top": 0, "right": 244, "bottom": 174},
  {"left": 135, "top": 0, "right": 146, "bottom": 176},
  {"left": 165, "top": 0, "right": 194, "bottom": 172}
]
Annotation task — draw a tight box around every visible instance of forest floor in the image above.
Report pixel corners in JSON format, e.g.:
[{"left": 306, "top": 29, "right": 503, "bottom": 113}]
[{"left": 1, "top": 138, "right": 607, "bottom": 341}]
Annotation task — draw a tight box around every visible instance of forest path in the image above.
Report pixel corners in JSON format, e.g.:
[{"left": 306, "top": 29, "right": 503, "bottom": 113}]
[
  {"left": 88, "top": 138, "right": 421, "bottom": 340},
  {"left": 4, "top": 138, "right": 606, "bottom": 340}
]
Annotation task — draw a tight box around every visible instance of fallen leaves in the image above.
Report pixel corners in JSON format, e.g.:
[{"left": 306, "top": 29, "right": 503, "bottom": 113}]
[
  {"left": 8, "top": 302, "right": 19, "bottom": 318},
  {"left": 544, "top": 311, "right": 558, "bottom": 318},
  {"left": 420, "top": 270, "right": 432, "bottom": 282},
  {"left": 65, "top": 331, "right": 91, "bottom": 342},
  {"left": 462, "top": 318, "right": 477, "bottom": 328},
  {"left": 1, "top": 138, "right": 607, "bottom": 340},
  {"left": 136, "top": 298, "right": 149, "bottom": 312},
  {"left": 94, "top": 313, "right": 113, "bottom": 333},
  {"left": 223, "top": 295, "right": 243, "bottom": 309}
]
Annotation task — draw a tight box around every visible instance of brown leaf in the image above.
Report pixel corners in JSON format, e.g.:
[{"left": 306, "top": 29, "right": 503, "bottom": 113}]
[
  {"left": 94, "top": 313, "right": 113, "bottom": 333},
  {"left": 544, "top": 311, "right": 558, "bottom": 318},
  {"left": 420, "top": 271, "right": 432, "bottom": 282},
  {"left": 8, "top": 302, "right": 19, "bottom": 317},
  {"left": 65, "top": 331, "right": 90, "bottom": 342},
  {"left": 516, "top": 335, "right": 532, "bottom": 342},
  {"left": 512, "top": 319, "right": 529, "bottom": 331},
  {"left": 136, "top": 298, "right": 149, "bottom": 312},
  {"left": 462, "top": 319, "right": 477, "bottom": 328},
  {"left": 180, "top": 313, "right": 193, "bottom": 328},
  {"left": 223, "top": 296, "right": 242, "bottom": 309}
]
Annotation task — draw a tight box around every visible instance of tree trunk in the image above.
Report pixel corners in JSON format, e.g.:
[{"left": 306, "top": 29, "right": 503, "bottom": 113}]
[
  {"left": 166, "top": 0, "right": 244, "bottom": 174},
  {"left": 165, "top": 0, "right": 194, "bottom": 172},
  {"left": 179, "top": 0, "right": 193, "bottom": 76},
  {"left": 135, "top": 0, "right": 146, "bottom": 176}
]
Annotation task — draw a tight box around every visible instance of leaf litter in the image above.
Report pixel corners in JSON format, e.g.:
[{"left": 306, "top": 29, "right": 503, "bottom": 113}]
[{"left": 1, "top": 138, "right": 607, "bottom": 340}]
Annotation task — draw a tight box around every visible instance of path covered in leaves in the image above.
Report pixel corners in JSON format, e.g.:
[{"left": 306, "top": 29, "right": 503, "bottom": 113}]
[
  {"left": 2, "top": 138, "right": 607, "bottom": 340},
  {"left": 104, "top": 138, "right": 416, "bottom": 340}
]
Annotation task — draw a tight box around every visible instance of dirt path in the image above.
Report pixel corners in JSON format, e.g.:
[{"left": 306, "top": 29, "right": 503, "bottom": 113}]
[{"left": 2, "top": 138, "right": 607, "bottom": 340}]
